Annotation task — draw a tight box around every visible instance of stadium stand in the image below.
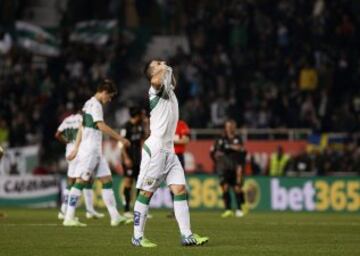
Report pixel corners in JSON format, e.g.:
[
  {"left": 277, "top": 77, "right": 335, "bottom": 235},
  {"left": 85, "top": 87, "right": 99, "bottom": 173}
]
[{"left": 0, "top": 0, "right": 359, "bottom": 175}]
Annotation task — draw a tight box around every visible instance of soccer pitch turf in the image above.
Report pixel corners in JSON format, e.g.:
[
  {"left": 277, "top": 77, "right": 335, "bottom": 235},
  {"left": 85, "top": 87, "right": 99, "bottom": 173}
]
[{"left": 0, "top": 208, "right": 359, "bottom": 256}]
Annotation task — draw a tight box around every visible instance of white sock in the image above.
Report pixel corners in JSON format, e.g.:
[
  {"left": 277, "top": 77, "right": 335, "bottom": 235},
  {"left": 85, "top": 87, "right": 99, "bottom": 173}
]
[
  {"left": 133, "top": 197, "right": 150, "bottom": 239},
  {"left": 174, "top": 195, "right": 192, "bottom": 237},
  {"left": 65, "top": 186, "right": 82, "bottom": 221},
  {"left": 83, "top": 189, "right": 95, "bottom": 213},
  {"left": 60, "top": 188, "right": 69, "bottom": 214},
  {"left": 102, "top": 188, "right": 120, "bottom": 220}
]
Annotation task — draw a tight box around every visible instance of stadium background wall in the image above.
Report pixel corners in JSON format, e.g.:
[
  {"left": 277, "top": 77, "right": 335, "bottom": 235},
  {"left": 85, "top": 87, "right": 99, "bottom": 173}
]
[
  {"left": 103, "top": 140, "right": 308, "bottom": 174},
  {"left": 185, "top": 140, "right": 307, "bottom": 173},
  {"left": 0, "top": 175, "right": 358, "bottom": 213},
  {"left": 73, "top": 175, "right": 360, "bottom": 213}
]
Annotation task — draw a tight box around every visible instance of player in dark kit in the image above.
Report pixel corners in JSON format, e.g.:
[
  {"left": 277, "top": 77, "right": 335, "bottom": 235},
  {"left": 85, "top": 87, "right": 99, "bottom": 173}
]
[
  {"left": 210, "top": 119, "right": 247, "bottom": 218},
  {"left": 120, "top": 106, "right": 145, "bottom": 218}
]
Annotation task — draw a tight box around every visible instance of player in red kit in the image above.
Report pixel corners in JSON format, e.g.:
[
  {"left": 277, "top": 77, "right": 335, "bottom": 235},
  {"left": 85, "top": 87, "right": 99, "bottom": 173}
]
[{"left": 174, "top": 120, "right": 190, "bottom": 167}]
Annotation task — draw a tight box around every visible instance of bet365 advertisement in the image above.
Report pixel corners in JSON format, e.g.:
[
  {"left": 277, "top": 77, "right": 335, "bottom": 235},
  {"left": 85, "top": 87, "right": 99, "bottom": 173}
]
[
  {"left": 243, "top": 176, "right": 360, "bottom": 212},
  {"left": 86, "top": 175, "right": 360, "bottom": 213}
]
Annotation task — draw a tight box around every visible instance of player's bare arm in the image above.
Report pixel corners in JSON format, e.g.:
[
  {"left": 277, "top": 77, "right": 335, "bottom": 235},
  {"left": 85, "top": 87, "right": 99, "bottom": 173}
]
[
  {"left": 66, "top": 125, "right": 83, "bottom": 161},
  {"left": 121, "top": 147, "right": 133, "bottom": 168},
  {"left": 55, "top": 131, "right": 68, "bottom": 144},
  {"left": 210, "top": 143, "right": 220, "bottom": 161},
  {"left": 96, "top": 121, "right": 130, "bottom": 147},
  {"left": 0, "top": 145, "right": 4, "bottom": 160},
  {"left": 171, "top": 73, "right": 177, "bottom": 88}
]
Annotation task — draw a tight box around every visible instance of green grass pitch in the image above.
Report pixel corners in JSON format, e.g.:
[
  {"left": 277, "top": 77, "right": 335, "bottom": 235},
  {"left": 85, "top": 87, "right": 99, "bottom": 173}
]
[{"left": 0, "top": 208, "right": 359, "bottom": 256}]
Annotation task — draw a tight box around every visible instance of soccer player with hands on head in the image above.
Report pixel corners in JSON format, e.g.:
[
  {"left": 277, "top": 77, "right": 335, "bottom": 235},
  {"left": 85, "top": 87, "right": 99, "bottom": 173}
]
[{"left": 131, "top": 60, "right": 209, "bottom": 247}]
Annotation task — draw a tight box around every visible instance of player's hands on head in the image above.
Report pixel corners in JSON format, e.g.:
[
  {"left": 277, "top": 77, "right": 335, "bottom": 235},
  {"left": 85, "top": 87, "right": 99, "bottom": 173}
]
[{"left": 165, "top": 65, "right": 172, "bottom": 72}]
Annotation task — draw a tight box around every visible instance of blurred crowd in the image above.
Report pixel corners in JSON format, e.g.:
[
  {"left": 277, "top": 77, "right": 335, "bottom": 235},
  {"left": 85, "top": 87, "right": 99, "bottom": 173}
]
[
  {"left": 0, "top": 2, "right": 141, "bottom": 155},
  {"left": 246, "top": 143, "right": 360, "bottom": 176},
  {"left": 290, "top": 144, "right": 360, "bottom": 175},
  {"left": 0, "top": 42, "right": 137, "bottom": 156},
  {"left": 0, "top": 0, "right": 359, "bottom": 173},
  {"left": 165, "top": 0, "right": 360, "bottom": 132}
]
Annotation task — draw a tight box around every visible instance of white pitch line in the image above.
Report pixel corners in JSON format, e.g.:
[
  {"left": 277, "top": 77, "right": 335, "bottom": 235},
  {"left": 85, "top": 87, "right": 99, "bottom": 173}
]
[
  {"left": 239, "top": 222, "right": 360, "bottom": 226},
  {"left": 1, "top": 223, "right": 59, "bottom": 226},
  {"left": 1, "top": 222, "right": 359, "bottom": 227},
  {"left": 0, "top": 223, "right": 124, "bottom": 228}
]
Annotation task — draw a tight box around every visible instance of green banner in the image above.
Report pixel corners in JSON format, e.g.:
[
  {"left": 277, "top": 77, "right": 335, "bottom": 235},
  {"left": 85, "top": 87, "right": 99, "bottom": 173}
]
[{"left": 80, "top": 175, "right": 360, "bottom": 213}]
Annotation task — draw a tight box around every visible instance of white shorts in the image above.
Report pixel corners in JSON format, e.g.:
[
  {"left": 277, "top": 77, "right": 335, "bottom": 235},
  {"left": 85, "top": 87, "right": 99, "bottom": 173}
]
[
  {"left": 67, "top": 157, "right": 79, "bottom": 178},
  {"left": 75, "top": 152, "right": 111, "bottom": 181},
  {"left": 136, "top": 143, "right": 186, "bottom": 192}
]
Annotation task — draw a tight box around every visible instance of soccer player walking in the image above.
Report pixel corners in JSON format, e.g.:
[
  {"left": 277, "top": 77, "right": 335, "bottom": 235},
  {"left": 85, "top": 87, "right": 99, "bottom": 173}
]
[
  {"left": 55, "top": 110, "right": 104, "bottom": 220},
  {"left": 210, "top": 120, "right": 247, "bottom": 218},
  {"left": 131, "top": 60, "right": 209, "bottom": 247},
  {"left": 63, "top": 79, "right": 130, "bottom": 227},
  {"left": 120, "top": 106, "right": 145, "bottom": 218}
]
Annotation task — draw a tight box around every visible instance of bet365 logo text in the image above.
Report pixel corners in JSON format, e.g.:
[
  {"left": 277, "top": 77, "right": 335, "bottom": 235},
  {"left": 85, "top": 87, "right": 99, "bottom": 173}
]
[{"left": 271, "top": 179, "right": 360, "bottom": 212}]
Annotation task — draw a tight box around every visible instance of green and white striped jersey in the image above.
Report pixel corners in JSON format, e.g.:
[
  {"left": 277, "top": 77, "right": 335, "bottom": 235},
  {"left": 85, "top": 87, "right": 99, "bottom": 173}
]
[
  {"left": 57, "top": 114, "right": 82, "bottom": 157},
  {"left": 148, "top": 67, "right": 178, "bottom": 152},
  {"left": 80, "top": 96, "right": 104, "bottom": 155}
]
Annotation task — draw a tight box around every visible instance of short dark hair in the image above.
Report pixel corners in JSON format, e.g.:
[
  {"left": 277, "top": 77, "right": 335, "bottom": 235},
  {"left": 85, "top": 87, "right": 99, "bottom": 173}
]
[
  {"left": 97, "top": 79, "right": 118, "bottom": 95},
  {"left": 143, "top": 60, "right": 153, "bottom": 81},
  {"left": 129, "top": 106, "right": 141, "bottom": 118}
]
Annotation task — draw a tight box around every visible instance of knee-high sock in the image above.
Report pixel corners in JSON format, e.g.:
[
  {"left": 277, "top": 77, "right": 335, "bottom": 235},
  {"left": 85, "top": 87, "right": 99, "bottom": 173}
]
[
  {"left": 236, "top": 191, "right": 245, "bottom": 210},
  {"left": 65, "top": 183, "right": 83, "bottom": 221},
  {"left": 123, "top": 187, "right": 131, "bottom": 212},
  {"left": 60, "top": 186, "right": 70, "bottom": 214},
  {"left": 101, "top": 182, "right": 120, "bottom": 220},
  {"left": 83, "top": 183, "right": 95, "bottom": 213},
  {"left": 173, "top": 194, "right": 192, "bottom": 237},
  {"left": 223, "top": 190, "right": 231, "bottom": 210},
  {"left": 133, "top": 194, "right": 150, "bottom": 239}
]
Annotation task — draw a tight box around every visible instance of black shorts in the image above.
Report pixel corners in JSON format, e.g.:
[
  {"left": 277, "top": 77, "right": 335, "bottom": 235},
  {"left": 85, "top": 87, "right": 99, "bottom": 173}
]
[
  {"left": 123, "top": 164, "right": 140, "bottom": 179},
  {"left": 218, "top": 169, "right": 239, "bottom": 186},
  {"left": 176, "top": 153, "right": 185, "bottom": 169}
]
